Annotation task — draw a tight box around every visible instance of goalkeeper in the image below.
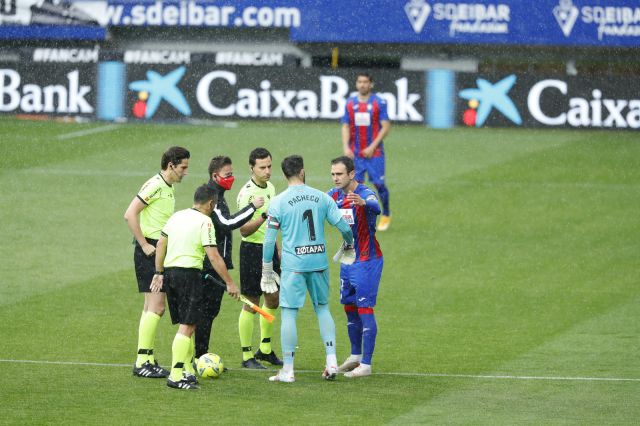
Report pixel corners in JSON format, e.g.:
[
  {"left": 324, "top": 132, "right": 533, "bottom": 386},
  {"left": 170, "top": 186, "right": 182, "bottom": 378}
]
[
  {"left": 261, "top": 155, "right": 353, "bottom": 383},
  {"left": 327, "top": 156, "right": 383, "bottom": 378}
]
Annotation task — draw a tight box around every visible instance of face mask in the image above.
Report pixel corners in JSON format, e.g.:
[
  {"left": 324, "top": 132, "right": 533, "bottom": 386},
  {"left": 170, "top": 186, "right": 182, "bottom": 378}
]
[{"left": 216, "top": 175, "right": 235, "bottom": 190}]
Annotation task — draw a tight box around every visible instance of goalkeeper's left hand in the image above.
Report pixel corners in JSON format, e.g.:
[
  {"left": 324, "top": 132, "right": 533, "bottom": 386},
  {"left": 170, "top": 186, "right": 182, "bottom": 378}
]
[
  {"left": 333, "top": 242, "right": 356, "bottom": 265},
  {"left": 260, "top": 261, "right": 280, "bottom": 293}
]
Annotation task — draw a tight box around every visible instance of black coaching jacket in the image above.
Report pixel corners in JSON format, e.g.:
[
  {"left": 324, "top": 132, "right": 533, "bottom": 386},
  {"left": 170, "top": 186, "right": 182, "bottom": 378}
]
[{"left": 203, "top": 178, "right": 256, "bottom": 272}]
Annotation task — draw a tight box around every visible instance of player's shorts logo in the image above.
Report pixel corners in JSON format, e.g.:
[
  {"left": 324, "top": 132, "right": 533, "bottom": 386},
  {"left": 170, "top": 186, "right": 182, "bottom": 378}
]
[
  {"left": 553, "top": 0, "right": 579, "bottom": 37},
  {"left": 405, "top": 0, "right": 431, "bottom": 34}
]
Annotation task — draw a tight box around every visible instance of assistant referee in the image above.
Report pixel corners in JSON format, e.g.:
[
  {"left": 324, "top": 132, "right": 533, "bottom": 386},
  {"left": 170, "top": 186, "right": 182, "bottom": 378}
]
[{"left": 151, "top": 184, "right": 239, "bottom": 390}]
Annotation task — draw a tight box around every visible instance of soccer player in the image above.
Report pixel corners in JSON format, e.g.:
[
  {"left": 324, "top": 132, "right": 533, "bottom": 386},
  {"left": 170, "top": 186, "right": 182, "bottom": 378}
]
[
  {"left": 328, "top": 156, "right": 383, "bottom": 378},
  {"left": 236, "top": 148, "right": 283, "bottom": 369},
  {"left": 341, "top": 72, "right": 392, "bottom": 231},
  {"left": 124, "top": 146, "right": 190, "bottom": 379},
  {"left": 261, "top": 155, "right": 354, "bottom": 383},
  {"left": 151, "top": 184, "right": 240, "bottom": 390},
  {"left": 195, "top": 156, "right": 264, "bottom": 363}
]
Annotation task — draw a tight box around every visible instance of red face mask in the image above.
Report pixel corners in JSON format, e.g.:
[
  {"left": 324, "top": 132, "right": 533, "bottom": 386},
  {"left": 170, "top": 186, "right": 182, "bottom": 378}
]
[{"left": 216, "top": 175, "right": 235, "bottom": 190}]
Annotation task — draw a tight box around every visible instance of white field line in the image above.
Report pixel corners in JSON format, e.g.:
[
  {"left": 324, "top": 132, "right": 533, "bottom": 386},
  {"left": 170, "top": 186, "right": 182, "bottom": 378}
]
[
  {"left": 56, "top": 124, "right": 120, "bottom": 140},
  {"left": 1, "top": 359, "right": 638, "bottom": 382}
]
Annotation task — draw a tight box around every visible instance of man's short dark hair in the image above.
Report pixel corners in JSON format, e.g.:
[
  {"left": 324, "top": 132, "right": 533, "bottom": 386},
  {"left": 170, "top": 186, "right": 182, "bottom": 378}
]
[
  {"left": 331, "top": 156, "right": 355, "bottom": 174},
  {"left": 356, "top": 72, "right": 373, "bottom": 82},
  {"left": 281, "top": 155, "right": 304, "bottom": 179},
  {"left": 161, "top": 146, "right": 190, "bottom": 170},
  {"left": 208, "top": 156, "right": 232, "bottom": 176},
  {"left": 249, "top": 147, "right": 272, "bottom": 166},
  {"left": 193, "top": 184, "right": 217, "bottom": 205}
]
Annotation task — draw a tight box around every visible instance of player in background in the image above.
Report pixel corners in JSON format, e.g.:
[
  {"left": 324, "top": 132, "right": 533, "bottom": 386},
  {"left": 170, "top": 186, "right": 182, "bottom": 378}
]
[
  {"left": 236, "top": 148, "right": 283, "bottom": 369},
  {"left": 261, "top": 155, "right": 354, "bottom": 383},
  {"left": 124, "top": 146, "right": 190, "bottom": 379},
  {"left": 341, "top": 72, "right": 392, "bottom": 231},
  {"left": 328, "top": 156, "right": 383, "bottom": 378},
  {"left": 151, "top": 184, "right": 239, "bottom": 390},
  {"left": 194, "top": 156, "right": 264, "bottom": 364}
]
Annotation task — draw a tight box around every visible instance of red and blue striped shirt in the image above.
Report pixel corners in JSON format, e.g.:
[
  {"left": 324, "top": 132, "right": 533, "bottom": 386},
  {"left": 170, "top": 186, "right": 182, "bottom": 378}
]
[
  {"left": 341, "top": 94, "right": 389, "bottom": 158},
  {"left": 328, "top": 183, "right": 382, "bottom": 262}
]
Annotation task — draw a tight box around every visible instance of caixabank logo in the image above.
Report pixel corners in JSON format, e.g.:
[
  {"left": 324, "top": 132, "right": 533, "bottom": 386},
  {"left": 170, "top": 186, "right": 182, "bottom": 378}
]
[
  {"left": 457, "top": 73, "right": 640, "bottom": 129},
  {"left": 458, "top": 75, "right": 522, "bottom": 127},
  {"left": 128, "top": 66, "right": 191, "bottom": 119},
  {"left": 124, "top": 66, "right": 424, "bottom": 122}
]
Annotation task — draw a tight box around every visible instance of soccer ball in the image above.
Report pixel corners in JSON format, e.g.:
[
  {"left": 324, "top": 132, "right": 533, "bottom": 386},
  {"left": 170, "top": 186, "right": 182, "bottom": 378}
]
[{"left": 197, "top": 353, "right": 224, "bottom": 379}]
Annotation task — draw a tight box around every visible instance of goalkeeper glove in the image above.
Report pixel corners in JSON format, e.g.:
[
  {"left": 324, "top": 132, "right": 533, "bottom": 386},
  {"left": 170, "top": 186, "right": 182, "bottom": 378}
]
[
  {"left": 333, "top": 242, "right": 356, "bottom": 265},
  {"left": 260, "top": 261, "right": 280, "bottom": 293}
]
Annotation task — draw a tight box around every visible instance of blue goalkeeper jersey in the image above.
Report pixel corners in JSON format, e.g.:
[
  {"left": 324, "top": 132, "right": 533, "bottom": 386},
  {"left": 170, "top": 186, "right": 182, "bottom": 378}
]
[{"left": 266, "top": 184, "right": 344, "bottom": 272}]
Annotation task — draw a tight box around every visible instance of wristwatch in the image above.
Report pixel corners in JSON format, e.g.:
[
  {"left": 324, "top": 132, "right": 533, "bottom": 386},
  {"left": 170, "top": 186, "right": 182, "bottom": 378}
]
[
  {"left": 154, "top": 271, "right": 164, "bottom": 275},
  {"left": 261, "top": 212, "right": 268, "bottom": 220}
]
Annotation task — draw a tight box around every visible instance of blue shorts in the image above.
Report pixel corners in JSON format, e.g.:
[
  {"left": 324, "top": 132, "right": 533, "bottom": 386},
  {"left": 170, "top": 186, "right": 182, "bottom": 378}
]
[
  {"left": 280, "top": 269, "right": 330, "bottom": 309},
  {"left": 340, "top": 257, "right": 383, "bottom": 308},
  {"left": 355, "top": 156, "right": 386, "bottom": 186}
]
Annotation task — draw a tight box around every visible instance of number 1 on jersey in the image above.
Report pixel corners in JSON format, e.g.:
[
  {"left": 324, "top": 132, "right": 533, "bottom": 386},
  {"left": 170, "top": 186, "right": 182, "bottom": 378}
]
[{"left": 302, "top": 209, "right": 316, "bottom": 241}]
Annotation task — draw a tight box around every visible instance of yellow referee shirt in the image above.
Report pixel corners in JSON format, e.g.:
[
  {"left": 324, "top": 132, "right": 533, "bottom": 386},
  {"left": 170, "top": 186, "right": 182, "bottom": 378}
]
[
  {"left": 237, "top": 179, "right": 276, "bottom": 244},
  {"left": 161, "top": 208, "right": 216, "bottom": 269},
  {"left": 137, "top": 173, "right": 175, "bottom": 240}
]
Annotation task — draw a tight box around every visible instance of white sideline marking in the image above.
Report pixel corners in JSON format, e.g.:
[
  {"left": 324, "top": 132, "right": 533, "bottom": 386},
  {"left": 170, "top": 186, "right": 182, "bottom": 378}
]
[
  {"left": 56, "top": 124, "right": 120, "bottom": 140},
  {"left": 0, "top": 359, "right": 638, "bottom": 382}
]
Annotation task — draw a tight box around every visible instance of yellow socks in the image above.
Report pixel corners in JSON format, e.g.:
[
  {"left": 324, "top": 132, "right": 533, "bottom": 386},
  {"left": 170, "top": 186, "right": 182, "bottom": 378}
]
[
  {"left": 239, "top": 309, "right": 255, "bottom": 361},
  {"left": 136, "top": 311, "right": 161, "bottom": 367}
]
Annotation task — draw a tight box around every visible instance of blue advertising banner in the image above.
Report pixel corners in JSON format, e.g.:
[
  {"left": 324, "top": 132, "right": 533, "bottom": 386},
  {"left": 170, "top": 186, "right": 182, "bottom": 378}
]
[
  {"left": 290, "top": 0, "right": 640, "bottom": 47},
  {"left": 1, "top": 1, "right": 639, "bottom": 46},
  {"left": 103, "top": 0, "right": 640, "bottom": 46},
  {"left": 100, "top": 0, "right": 302, "bottom": 29}
]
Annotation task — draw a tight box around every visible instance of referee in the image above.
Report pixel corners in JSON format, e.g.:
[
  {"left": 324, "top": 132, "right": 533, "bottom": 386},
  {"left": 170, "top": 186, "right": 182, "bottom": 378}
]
[
  {"left": 236, "top": 148, "right": 282, "bottom": 368},
  {"left": 151, "top": 184, "right": 239, "bottom": 390},
  {"left": 124, "top": 146, "right": 190, "bottom": 379}
]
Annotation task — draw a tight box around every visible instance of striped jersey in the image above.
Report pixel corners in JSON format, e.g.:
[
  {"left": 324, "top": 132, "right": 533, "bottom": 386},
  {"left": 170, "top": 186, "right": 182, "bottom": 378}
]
[
  {"left": 328, "top": 183, "right": 382, "bottom": 262},
  {"left": 341, "top": 94, "right": 389, "bottom": 158}
]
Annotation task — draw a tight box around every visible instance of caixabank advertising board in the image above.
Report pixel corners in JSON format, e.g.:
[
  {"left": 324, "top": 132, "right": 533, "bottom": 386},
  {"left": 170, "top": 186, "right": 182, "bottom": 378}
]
[
  {"left": 118, "top": 65, "right": 425, "bottom": 123},
  {"left": 0, "top": 63, "right": 96, "bottom": 116},
  {"left": 455, "top": 73, "right": 640, "bottom": 130}
]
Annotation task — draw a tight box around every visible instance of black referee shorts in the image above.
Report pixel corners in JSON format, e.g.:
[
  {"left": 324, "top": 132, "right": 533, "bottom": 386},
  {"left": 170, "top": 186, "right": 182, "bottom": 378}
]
[
  {"left": 165, "top": 268, "right": 203, "bottom": 325},
  {"left": 134, "top": 238, "right": 162, "bottom": 293},
  {"left": 239, "top": 241, "right": 281, "bottom": 297}
]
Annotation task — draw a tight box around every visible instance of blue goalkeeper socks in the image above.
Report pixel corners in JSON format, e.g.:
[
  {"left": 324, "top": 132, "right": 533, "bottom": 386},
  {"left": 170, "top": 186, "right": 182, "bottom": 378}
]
[
  {"left": 314, "top": 303, "right": 336, "bottom": 356},
  {"left": 280, "top": 307, "right": 298, "bottom": 367}
]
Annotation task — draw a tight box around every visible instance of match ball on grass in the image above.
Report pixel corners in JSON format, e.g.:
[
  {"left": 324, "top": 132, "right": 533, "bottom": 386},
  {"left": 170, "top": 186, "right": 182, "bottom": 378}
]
[{"left": 197, "top": 353, "right": 224, "bottom": 379}]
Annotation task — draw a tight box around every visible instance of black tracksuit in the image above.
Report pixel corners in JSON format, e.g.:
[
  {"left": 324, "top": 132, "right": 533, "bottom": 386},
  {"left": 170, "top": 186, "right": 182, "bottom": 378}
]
[{"left": 195, "top": 179, "right": 256, "bottom": 358}]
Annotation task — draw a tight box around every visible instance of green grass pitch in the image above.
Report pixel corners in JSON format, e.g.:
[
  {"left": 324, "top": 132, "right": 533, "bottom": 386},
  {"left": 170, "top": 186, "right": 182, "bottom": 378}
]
[{"left": 1, "top": 118, "right": 639, "bottom": 424}]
